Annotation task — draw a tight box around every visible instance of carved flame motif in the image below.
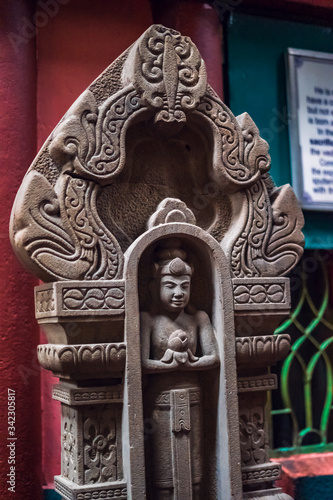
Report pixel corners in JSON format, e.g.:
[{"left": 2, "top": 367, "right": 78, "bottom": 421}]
[
  {"left": 231, "top": 180, "right": 304, "bottom": 277},
  {"left": 136, "top": 24, "right": 207, "bottom": 126},
  {"left": 11, "top": 170, "right": 122, "bottom": 281},
  {"left": 197, "top": 102, "right": 271, "bottom": 192},
  {"left": 49, "top": 88, "right": 142, "bottom": 183}
]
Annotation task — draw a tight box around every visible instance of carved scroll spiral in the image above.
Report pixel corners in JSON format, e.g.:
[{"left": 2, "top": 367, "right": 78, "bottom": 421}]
[
  {"left": 135, "top": 24, "right": 207, "bottom": 125},
  {"left": 49, "top": 88, "right": 142, "bottom": 184},
  {"left": 231, "top": 179, "right": 304, "bottom": 278},
  {"left": 11, "top": 170, "right": 123, "bottom": 282},
  {"left": 196, "top": 100, "right": 271, "bottom": 192}
]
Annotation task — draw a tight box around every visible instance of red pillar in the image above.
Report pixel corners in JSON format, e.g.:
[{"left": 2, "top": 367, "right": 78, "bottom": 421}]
[
  {"left": 0, "top": 1, "right": 42, "bottom": 500},
  {"left": 151, "top": 0, "right": 224, "bottom": 99}
]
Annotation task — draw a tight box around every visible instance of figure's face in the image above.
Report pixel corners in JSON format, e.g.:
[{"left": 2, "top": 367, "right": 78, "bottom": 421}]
[{"left": 159, "top": 275, "right": 191, "bottom": 312}]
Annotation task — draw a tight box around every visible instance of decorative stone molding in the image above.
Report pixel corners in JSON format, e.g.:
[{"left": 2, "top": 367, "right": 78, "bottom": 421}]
[
  {"left": 233, "top": 277, "right": 290, "bottom": 310},
  {"left": 35, "top": 281, "right": 125, "bottom": 320},
  {"left": 236, "top": 334, "right": 291, "bottom": 367},
  {"left": 37, "top": 343, "right": 126, "bottom": 376},
  {"left": 53, "top": 384, "right": 123, "bottom": 405},
  {"left": 241, "top": 463, "right": 281, "bottom": 485},
  {"left": 237, "top": 374, "right": 277, "bottom": 393},
  {"left": 54, "top": 476, "right": 127, "bottom": 500}
]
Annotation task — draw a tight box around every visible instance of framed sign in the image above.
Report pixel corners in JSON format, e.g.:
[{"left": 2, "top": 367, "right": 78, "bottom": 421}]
[{"left": 286, "top": 48, "right": 333, "bottom": 211}]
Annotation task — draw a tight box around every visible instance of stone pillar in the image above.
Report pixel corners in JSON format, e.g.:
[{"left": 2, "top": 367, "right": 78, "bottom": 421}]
[
  {"left": 234, "top": 278, "right": 293, "bottom": 499},
  {"left": 0, "top": 1, "right": 42, "bottom": 499}
]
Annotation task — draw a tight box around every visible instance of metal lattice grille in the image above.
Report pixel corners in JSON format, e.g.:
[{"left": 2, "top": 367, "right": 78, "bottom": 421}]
[{"left": 270, "top": 250, "right": 333, "bottom": 456}]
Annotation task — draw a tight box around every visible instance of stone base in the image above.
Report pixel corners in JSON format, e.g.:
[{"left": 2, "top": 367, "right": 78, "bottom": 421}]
[
  {"left": 54, "top": 476, "right": 127, "bottom": 500},
  {"left": 243, "top": 487, "right": 293, "bottom": 500}
]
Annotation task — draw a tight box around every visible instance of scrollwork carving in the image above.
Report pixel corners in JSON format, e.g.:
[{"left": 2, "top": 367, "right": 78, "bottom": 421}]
[
  {"left": 230, "top": 180, "right": 304, "bottom": 278},
  {"left": 11, "top": 170, "right": 123, "bottom": 282},
  {"left": 196, "top": 99, "right": 270, "bottom": 192},
  {"left": 63, "top": 286, "right": 124, "bottom": 311},
  {"left": 134, "top": 24, "right": 207, "bottom": 126},
  {"left": 239, "top": 393, "right": 268, "bottom": 467},
  {"left": 83, "top": 406, "right": 119, "bottom": 484},
  {"left": 62, "top": 406, "right": 77, "bottom": 482},
  {"left": 233, "top": 278, "right": 290, "bottom": 310},
  {"left": 49, "top": 88, "right": 142, "bottom": 184}
]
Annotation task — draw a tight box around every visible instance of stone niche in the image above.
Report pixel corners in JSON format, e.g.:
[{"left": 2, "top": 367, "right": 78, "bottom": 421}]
[{"left": 10, "top": 25, "right": 304, "bottom": 500}]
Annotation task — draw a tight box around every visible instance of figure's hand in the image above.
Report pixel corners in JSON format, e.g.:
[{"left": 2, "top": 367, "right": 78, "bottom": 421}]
[
  {"left": 180, "top": 349, "right": 199, "bottom": 368},
  {"left": 160, "top": 349, "right": 188, "bottom": 366}
]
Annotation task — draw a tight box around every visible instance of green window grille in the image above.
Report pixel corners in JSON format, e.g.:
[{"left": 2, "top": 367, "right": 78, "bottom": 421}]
[{"left": 269, "top": 250, "right": 333, "bottom": 457}]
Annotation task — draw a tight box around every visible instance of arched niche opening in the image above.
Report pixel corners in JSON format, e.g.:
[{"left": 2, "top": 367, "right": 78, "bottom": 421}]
[
  {"left": 122, "top": 223, "right": 242, "bottom": 500},
  {"left": 97, "top": 114, "right": 232, "bottom": 254}
]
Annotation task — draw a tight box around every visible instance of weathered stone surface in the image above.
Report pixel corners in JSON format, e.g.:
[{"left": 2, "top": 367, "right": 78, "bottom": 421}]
[{"left": 10, "top": 23, "right": 304, "bottom": 500}]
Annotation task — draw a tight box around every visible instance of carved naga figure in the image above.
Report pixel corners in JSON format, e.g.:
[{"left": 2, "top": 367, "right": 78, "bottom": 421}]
[{"left": 10, "top": 24, "right": 304, "bottom": 500}]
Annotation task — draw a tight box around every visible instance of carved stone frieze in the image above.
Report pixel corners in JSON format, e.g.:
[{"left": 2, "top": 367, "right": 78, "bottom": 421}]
[
  {"left": 237, "top": 374, "right": 277, "bottom": 393},
  {"left": 10, "top": 23, "right": 304, "bottom": 286},
  {"left": 241, "top": 463, "right": 281, "bottom": 485},
  {"left": 83, "top": 405, "right": 120, "bottom": 484},
  {"left": 236, "top": 334, "right": 291, "bottom": 367},
  {"left": 55, "top": 476, "right": 127, "bottom": 500},
  {"left": 225, "top": 181, "right": 304, "bottom": 278},
  {"left": 62, "top": 405, "right": 78, "bottom": 483},
  {"left": 35, "top": 281, "right": 125, "bottom": 319},
  {"left": 53, "top": 384, "right": 123, "bottom": 406},
  {"left": 233, "top": 277, "right": 290, "bottom": 310},
  {"left": 239, "top": 392, "right": 268, "bottom": 467},
  {"left": 37, "top": 343, "right": 126, "bottom": 376}
]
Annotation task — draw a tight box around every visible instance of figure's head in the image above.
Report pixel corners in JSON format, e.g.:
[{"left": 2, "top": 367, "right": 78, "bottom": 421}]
[{"left": 153, "top": 241, "right": 192, "bottom": 313}]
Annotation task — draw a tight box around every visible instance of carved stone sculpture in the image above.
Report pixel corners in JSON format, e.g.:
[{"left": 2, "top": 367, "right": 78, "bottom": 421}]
[{"left": 10, "top": 24, "right": 304, "bottom": 500}]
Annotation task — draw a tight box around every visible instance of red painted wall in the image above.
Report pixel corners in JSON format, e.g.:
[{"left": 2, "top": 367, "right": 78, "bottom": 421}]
[{"left": 0, "top": 1, "right": 42, "bottom": 499}]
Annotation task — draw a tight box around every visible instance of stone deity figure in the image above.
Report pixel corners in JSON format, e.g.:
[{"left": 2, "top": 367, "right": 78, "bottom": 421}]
[{"left": 140, "top": 244, "right": 220, "bottom": 500}]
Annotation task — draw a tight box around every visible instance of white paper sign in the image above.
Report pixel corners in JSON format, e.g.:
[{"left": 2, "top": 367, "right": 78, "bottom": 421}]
[{"left": 287, "top": 48, "right": 333, "bottom": 210}]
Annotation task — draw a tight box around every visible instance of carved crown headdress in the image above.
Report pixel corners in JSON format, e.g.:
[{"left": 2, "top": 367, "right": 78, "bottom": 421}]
[{"left": 153, "top": 242, "right": 192, "bottom": 278}]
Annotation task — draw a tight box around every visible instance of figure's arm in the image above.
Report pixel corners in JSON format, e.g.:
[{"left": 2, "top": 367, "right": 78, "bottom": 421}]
[
  {"left": 140, "top": 312, "right": 179, "bottom": 373},
  {"left": 182, "top": 311, "right": 220, "bottom": 370}
]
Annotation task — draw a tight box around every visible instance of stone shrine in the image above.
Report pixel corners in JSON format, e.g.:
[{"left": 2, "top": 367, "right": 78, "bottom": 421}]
[{"left": 10, "top": 25, "right": 304, "bottom": 500}]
